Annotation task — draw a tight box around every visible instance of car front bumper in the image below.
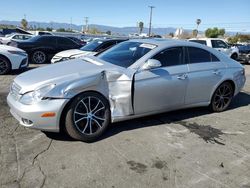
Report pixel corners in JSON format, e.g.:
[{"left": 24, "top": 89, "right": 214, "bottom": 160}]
[{"left": 7, "top": 94, "right": 69, "bottom": 132}]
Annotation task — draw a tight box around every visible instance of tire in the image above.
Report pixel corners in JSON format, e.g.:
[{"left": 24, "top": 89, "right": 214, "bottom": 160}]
[
  {"left": 231, "top": 53, "right": 238, "bottom": 60},
  {"left": 65, "top": 92, "right": 111, "bottom": 142},
  {"left": 210, "top": 82, "right": 234, "bottom": 112},
  {"left": 0, "top": 56, "right": 11, "bottom": 75},
  {"left": 32, "top": 50, "right": 47, "bottom": 64}
]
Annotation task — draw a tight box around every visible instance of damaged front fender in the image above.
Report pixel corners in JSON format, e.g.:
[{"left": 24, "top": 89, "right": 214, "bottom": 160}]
[{"left": 46, "top": 68, "right": 136, "bottom": 122}]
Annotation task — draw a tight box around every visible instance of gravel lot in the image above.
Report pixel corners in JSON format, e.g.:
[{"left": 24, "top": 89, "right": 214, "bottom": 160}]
[{"left": 0, "top": 63, "right": 250, "bottom": 188}]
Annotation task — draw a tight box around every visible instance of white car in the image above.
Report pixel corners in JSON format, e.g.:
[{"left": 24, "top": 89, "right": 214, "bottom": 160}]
[
  {"left": 0, "top": 45, "right": 28, "bottom": 75},
  {"left": 189, "top": 38, "right": 239, "bottom": 60},
  {"left": 0, "top": 33, "right": 33, "bottom": 45},
  {"left": 51, "top": 38, "right": 127, "bottom": 63}
]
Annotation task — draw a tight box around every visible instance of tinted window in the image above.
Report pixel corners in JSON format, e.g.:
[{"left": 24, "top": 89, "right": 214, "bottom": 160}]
[
  {"left": 153, "top": 47, "right": 183, "bottom": 67},
  {"left": 211, "top": 54, "right": 220, "bottom": 62},
  {"left": 57, "top": 37, "right": 75, "bottom": 45},
  {"left": 38, "top": 36, "right": 56, "bottom": 44},
  {"left": 190, "top": 40, "right": 207, "bottom": 45},
  {"left": 211, "top": 40, "right": 228, "bottom": 48},
  {"left": 188, "top": 47, "right": 219, "bottom": 63}
]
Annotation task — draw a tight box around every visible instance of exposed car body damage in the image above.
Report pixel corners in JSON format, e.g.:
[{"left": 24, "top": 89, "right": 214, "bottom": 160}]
[
  {"left": 62, "top": 69, "right": 135, "bottom": 120},
  {"left": 14, "top": 56, "right": 136, "bottom": 122}
]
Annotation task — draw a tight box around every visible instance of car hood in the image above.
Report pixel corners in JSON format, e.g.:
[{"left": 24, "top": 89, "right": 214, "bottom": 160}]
[
  {"left": 14, "top": 57, "right": 131, "bottom": 94},
  {"left": 0, "top": 44, "right": 25, "bottom": 52},
  {"left": 54, "top": 49, "right": 96, "bottom": 58}
]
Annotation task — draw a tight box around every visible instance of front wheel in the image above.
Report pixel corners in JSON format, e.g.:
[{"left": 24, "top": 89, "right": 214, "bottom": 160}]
[
  {"left": 210, "top": 82, "right": 234, "bottom": 112},
  {"left": 65, "top": 92, "right": 111, "bottom": 142},
  {"left": 0, "top": 56, "right": 11, "bottom": 75}
]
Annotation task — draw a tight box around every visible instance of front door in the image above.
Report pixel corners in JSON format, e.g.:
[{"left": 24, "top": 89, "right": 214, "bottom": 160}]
[{"left": 134, "top": 47, "right": 188, "bottom": 115}]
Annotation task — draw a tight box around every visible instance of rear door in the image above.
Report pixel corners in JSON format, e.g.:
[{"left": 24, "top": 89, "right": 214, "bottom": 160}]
[
  {"left": 185, "top": 46, "right": 226, "bottom": 105},
  {"left": 134, "top": 47, "right": 188, "bottom": 114}
]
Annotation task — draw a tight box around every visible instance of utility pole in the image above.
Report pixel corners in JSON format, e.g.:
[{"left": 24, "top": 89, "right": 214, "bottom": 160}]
[
  {"left": 70, "top": 17, "right": 72, "bottom": 31},
  {"left": 84, "top": 17, "right": 89, "bottom": 33},
  {"left": 148, "top": 6, "right": 155, "bottom": 37}
]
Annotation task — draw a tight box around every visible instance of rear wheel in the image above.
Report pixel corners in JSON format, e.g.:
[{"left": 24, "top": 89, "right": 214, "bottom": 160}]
[
  {"left": 32, "top": 50, "right": 47, "bottom": 64},
  {"left": 0, "top": 56, "right": 11, "bottom": 75},
  {"left": 210, "top": 82, "right": 234, "bottom": 112},
  {"left": 65, "top": 92, "right": 111, "bottom": 142}
]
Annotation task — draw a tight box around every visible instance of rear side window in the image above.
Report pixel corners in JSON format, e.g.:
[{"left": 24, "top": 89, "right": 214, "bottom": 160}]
[
  {"left": 187, "top": 47, "right": 219, "bottom": 63},
  {"left": 58, "top": 37, "right": 75, "bottom": 45},
  {"left": 38, "top": 37, "right": 56, "bottom": 45},
  {"left": 153, "top": 47, "right": 183, "bottom": 67},
  {"left": 190, "top": 40, "right": 207, "bottom": 45}
]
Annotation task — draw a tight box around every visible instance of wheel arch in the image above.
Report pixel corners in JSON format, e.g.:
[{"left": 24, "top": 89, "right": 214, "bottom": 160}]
[
  {"left": 210, "top": 79, "right": 236, "bottom": 103},
  {"left": 230, "top": 52, "right": 238, "bottom": 60},
  {"left": 59, "top": 90, "right": 110, "bottom": 132},
  {"left": 0, "top": 54, "right": 12, "bottom": 70}
]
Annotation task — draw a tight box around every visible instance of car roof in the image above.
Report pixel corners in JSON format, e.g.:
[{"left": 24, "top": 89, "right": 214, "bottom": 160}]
[
  {"left": 98, "top": 38, "right": 128, "bottom": 42},
  {"left": 129, "top": 38, "right": 197, "bottom": 48},
  {"left": 189, "top": 38, "right": 225, "bottom": 41}
]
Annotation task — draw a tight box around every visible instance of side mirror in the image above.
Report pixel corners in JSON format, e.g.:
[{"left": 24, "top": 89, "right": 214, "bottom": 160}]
[{"left": 142, "top": 59, "right": 162, "bottom": 70}]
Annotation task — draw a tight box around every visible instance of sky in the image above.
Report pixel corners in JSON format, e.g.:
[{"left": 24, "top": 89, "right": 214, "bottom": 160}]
[{"left": 0, "top": 0, "right": 250, "bottom": 32}]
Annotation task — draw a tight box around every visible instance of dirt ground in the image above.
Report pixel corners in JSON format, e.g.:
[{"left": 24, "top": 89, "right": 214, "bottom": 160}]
[{"left": 0, "top": 63, "right": 250, "bottom": 188}]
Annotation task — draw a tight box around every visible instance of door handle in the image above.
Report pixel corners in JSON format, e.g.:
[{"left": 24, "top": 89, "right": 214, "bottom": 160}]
[
  {"left": 212, "top": 70, "right": 221, "bottom": 75},
  {"left": 177, "top": 74, "right": 188, "bottom": 80}
]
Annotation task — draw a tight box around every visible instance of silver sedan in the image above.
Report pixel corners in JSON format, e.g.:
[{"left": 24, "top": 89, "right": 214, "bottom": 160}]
[{"left": 7, "top": 39, "right": 246, "bottom": 142}]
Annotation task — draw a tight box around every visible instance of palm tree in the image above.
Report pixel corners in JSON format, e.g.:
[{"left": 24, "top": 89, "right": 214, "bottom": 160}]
[
  {"left": 196, "top": 19, "right": 201, "bottom": 30},
  {"left": 195, "top": 19, "right": 201, "bottom": 37},
  {"left": 139, "top": 22, "right": 144, "bottom": 34}
]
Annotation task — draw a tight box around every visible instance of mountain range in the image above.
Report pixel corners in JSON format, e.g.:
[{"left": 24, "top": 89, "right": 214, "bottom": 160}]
[
  {"left": 1, "top": 20, "right": 246, "bottom": 36},
  {"left": 0, "top": 20, "right": 181, "bottom": 36}
]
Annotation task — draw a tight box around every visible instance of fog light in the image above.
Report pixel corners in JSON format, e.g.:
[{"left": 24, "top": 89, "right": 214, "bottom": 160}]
[{"left": 22, "top": 118, "right": 33, "bottom": 125}]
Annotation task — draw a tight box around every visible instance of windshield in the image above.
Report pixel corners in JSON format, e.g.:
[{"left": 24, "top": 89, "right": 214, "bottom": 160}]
[
  {"left": 80, "top": 40, "right": 103, "bottom": 51},
  {"left": 98, "top": 41, "right": 156, "bottom": 68}
]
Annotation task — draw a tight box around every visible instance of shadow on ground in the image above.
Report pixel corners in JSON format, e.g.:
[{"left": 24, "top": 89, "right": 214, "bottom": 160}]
[{"left": 44, "top": 92, "right": 250, "bottom": 143}]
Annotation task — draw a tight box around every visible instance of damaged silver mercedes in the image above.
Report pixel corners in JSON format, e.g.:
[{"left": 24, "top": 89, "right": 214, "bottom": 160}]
[{"left": 7, "top": 39, "right": 246, "bottom": 141}]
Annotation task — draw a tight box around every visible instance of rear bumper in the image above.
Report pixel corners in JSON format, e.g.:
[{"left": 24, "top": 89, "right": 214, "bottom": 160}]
[{"left": 7, "top": 94, "right": 69, "bottom": 132}]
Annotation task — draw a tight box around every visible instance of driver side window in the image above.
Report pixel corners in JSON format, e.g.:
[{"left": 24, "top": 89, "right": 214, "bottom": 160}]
[{"left": 152, "top": 47, "right": 183, "bottom": 67}]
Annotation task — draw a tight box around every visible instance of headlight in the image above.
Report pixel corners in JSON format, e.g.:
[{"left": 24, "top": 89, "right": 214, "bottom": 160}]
[
  {"left": 19, "top": 84, "right": 56, "bottom": 105},
  {"left": 8, "top": 50, "right": 27, "bottom": 56}
]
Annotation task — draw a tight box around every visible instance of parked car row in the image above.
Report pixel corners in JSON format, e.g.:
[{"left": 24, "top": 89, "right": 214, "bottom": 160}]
[
  {"left": 51, "top": 38, "right": 127, "bottom": 63},
  {"left": 0, "top": 35, "right": 248, "bottom": 75},
  {"left": 7, "top": 38, "right": 246, "bottom": 142}
]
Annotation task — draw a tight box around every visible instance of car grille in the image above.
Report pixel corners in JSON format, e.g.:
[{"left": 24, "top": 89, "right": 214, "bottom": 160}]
[{"left": 10, "top": 82, "right": 22, "bottom": 100}]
